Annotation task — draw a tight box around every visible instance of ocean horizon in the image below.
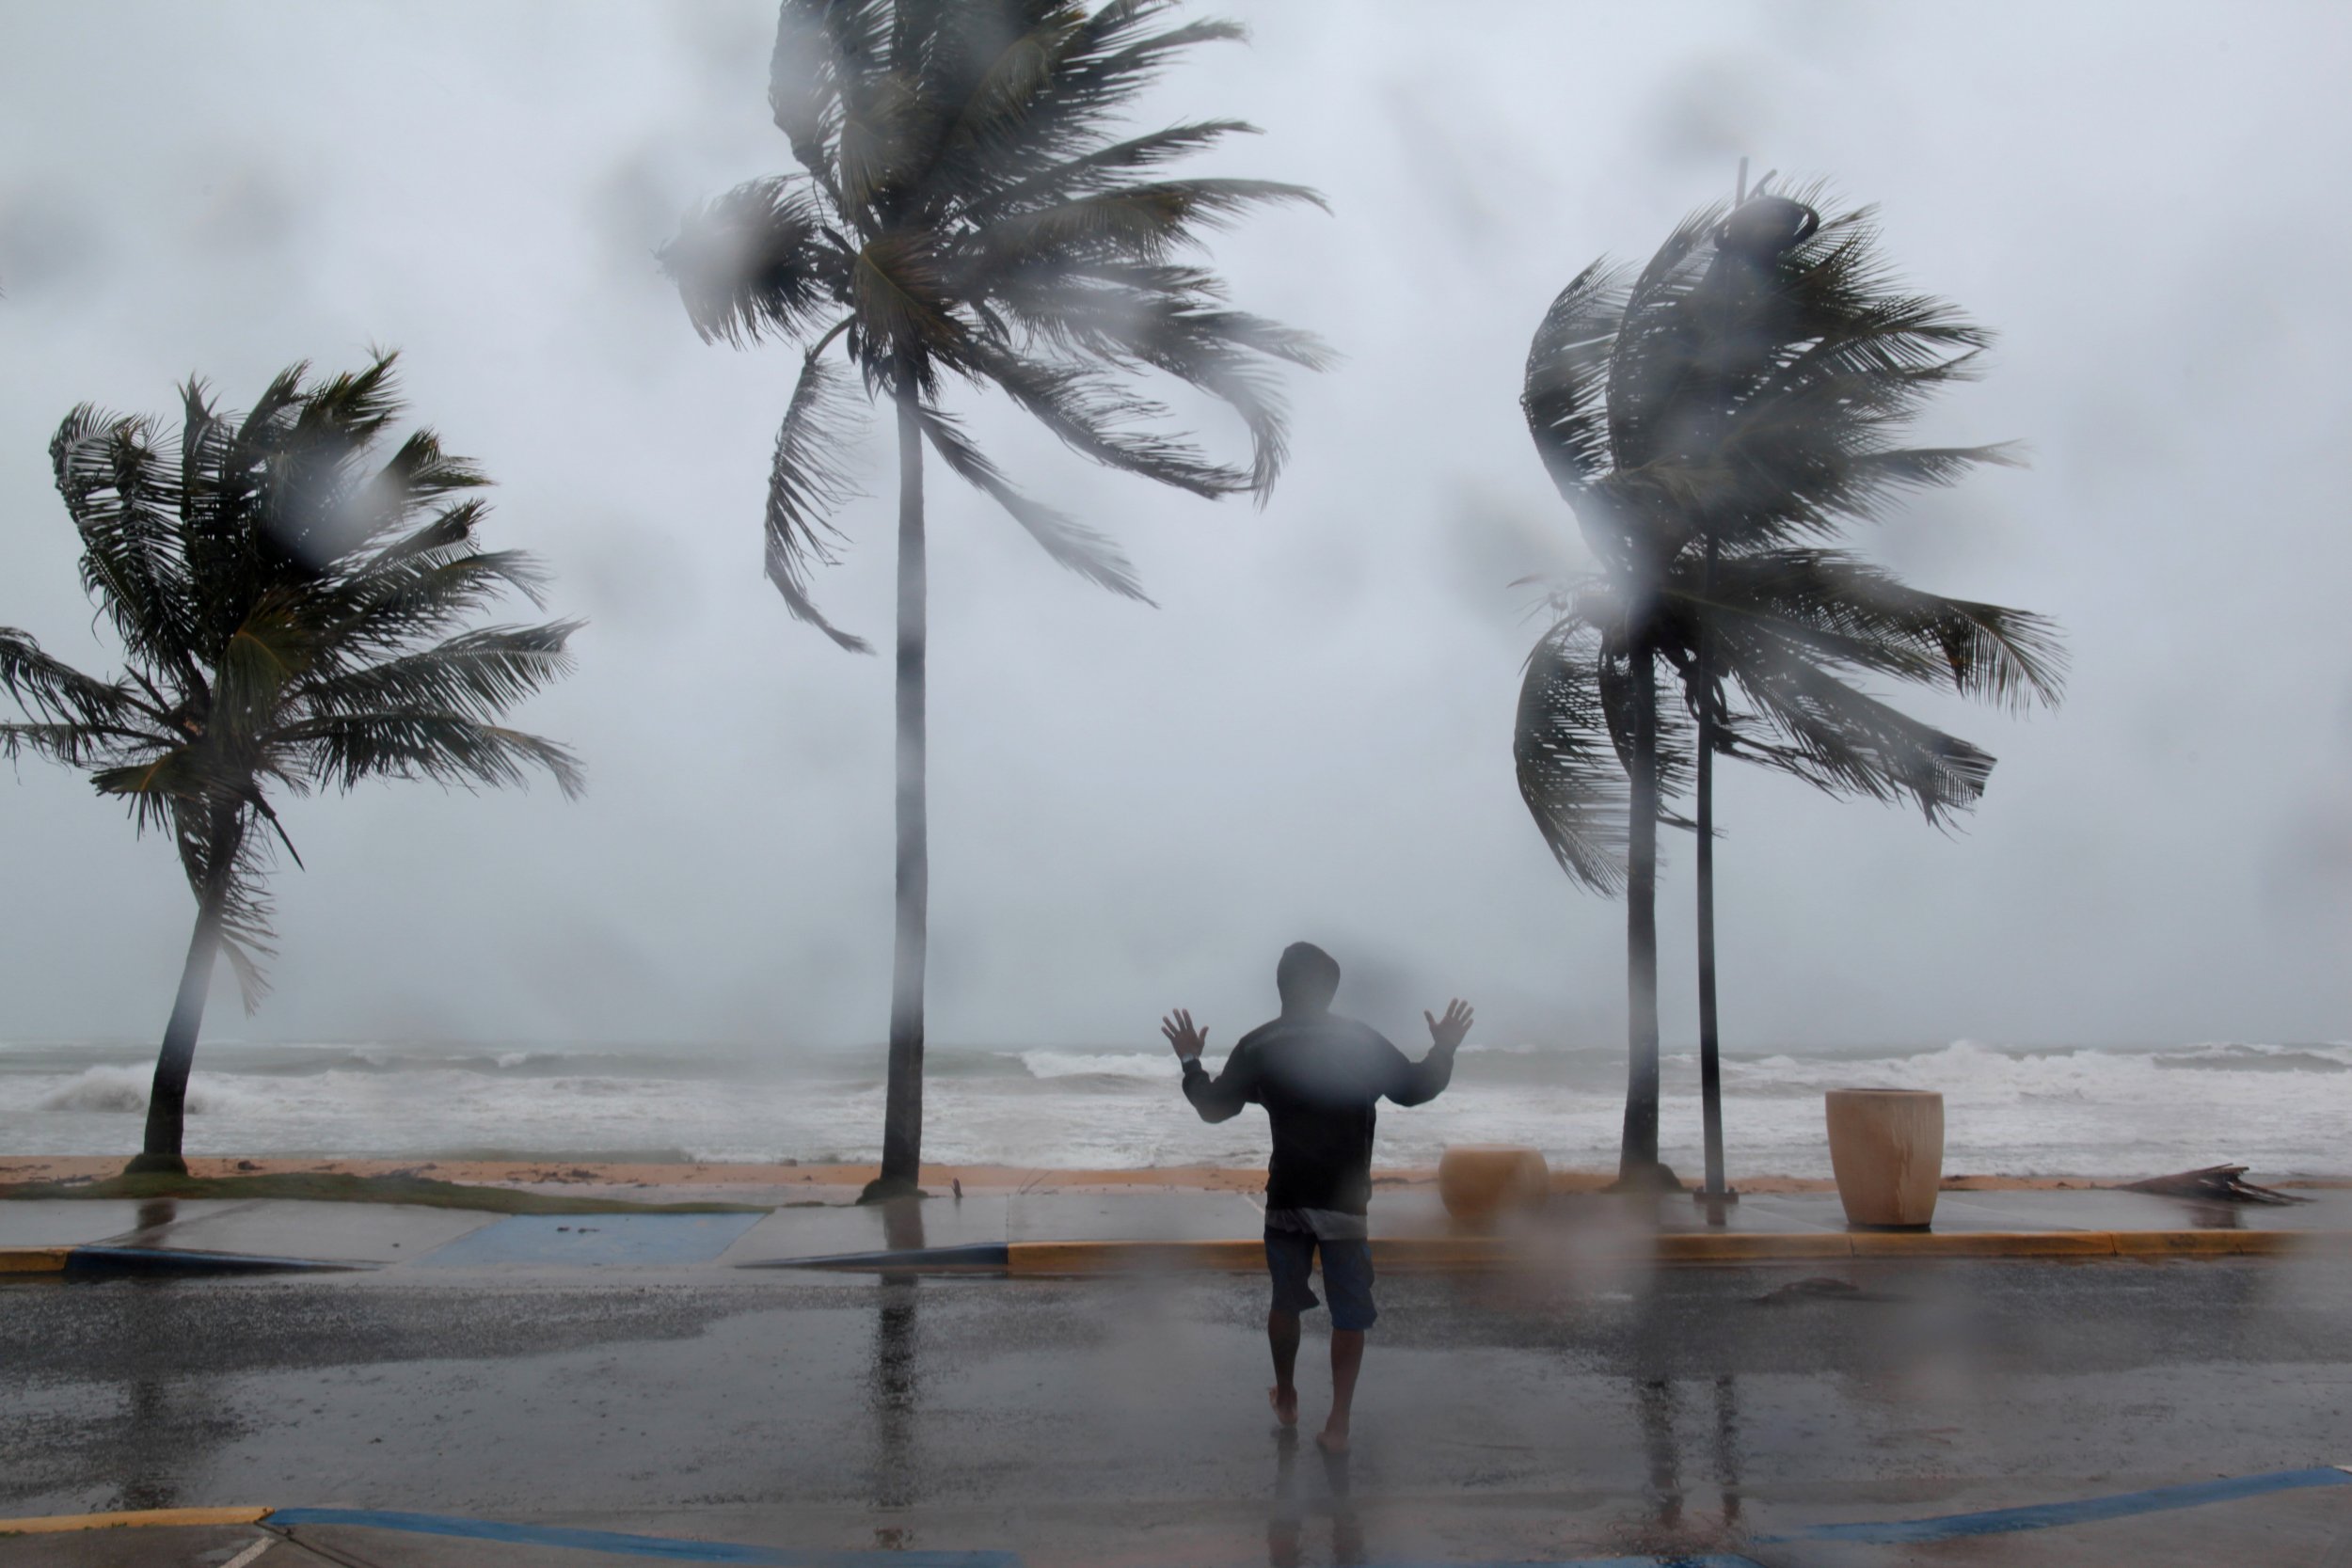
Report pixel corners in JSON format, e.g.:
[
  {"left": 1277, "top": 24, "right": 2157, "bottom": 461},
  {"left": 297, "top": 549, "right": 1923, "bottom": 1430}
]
[{"left": 5, "top": 1037, "right": 2345, "bottom": 1180}]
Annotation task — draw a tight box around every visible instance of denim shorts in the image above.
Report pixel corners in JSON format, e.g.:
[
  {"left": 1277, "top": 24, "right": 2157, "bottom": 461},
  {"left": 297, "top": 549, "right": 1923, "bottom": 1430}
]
[{"left": 1264, "top": 1228, "right": 1377, "bottom": 1331}]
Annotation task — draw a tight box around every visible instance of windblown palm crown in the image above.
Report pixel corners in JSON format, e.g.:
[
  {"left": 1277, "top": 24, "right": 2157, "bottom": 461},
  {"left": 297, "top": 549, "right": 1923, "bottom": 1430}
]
[
  {"left": 1516, "top": 188, "right": 2067, "bottom": 889},
  {"left": 0, "top": 354, "right": 582, "bottom": 1003},
  {"left": 659, "top": 0, "right": 1331, "bottom": 647}
]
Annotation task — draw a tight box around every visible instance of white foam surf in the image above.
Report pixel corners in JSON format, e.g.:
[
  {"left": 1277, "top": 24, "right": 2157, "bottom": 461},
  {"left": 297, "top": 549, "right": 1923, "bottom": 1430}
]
[{"left": 2, "top": 1037, "right": 2344, "bottom": 1177}]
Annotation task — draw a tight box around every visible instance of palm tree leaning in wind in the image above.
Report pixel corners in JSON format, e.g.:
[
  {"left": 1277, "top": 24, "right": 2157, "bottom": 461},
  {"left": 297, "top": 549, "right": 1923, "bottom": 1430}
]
[
  {"left": 0, "top": 355, "right": 582, "bottom": 1175},
  {"left": 660, "top": 0, "right": 1328, "bottom": 1201},
  {"left": 1516, "top": 184, "right": 2065, "bottom": 1189}
]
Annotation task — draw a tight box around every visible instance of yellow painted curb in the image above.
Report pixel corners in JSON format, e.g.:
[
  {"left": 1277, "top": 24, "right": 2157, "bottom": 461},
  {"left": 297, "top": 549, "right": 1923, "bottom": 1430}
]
[
  {"left": 2110, "top": 1230, "right": 2305, "bottom": 1259},
  {"left": 1002, "top": 1230, "right": 2330, "bottom": 1274},
  {"left": 0, "top": 1248, "right": 71, "bottom": 1274},
  {"left": 0, "top": 1506, "right": 269, "bottom": 1535},
  {"left": 1850, "top": 1230, "right": 2118, "bottom": 1259}
]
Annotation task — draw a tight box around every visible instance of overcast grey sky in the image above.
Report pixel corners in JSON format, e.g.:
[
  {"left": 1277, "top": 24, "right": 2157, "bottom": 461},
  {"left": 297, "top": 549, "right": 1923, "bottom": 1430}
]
[{"left": 1, "top": 1, "right": 2346, "bottom": 1056}]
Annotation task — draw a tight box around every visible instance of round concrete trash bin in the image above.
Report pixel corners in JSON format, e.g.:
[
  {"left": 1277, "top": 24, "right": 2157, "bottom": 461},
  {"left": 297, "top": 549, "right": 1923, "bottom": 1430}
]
[
  {"left": 1438, "top": 1146, "right": 1550, "bottom": 1227},
  {"left": 1824, "top": 1088, "right": 1944, "bottom": 1229}
]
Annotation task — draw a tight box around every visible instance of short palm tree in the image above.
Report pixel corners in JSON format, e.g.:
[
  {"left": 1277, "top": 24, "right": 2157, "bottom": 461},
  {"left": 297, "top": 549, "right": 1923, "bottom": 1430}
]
[
  {"left": 1515, "top": 185, "right": 2064, "bottom": 1187},
  {"left": 660, "top": 0, "right": 1327, "bottom": 1200},
  {"left": 0, "top": 355, "right": 582, "bottom": 1173}
]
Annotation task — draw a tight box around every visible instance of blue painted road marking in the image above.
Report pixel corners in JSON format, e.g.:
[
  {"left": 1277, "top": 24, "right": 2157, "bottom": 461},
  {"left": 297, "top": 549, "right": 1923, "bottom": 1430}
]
[
  {"left": 265, "top": 1508, "right": 1017, "bottom": 1565},
  {"left": 417, "top": 1212, "right": 766, "bottom": 1268},
  {"left": 1768, "top": 1464, "right": 2352, "bottom": 1544}
]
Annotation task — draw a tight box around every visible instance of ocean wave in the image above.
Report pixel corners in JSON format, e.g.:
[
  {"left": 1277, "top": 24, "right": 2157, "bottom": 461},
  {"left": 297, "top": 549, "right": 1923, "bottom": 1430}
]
[
  {"left": 1019, "top": 1050, "right": 1169, "bottom": 1081},
  {"left": 35, "top": 1065, "right": 218, "bottom": 1115},
  {"left": 4, "top": 1037, "right": 2347, "bottom": 1177}
]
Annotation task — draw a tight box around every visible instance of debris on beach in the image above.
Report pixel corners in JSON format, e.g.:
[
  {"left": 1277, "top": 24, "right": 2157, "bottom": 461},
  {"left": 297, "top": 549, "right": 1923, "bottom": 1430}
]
[{"left": 2120, "top": 1164, "right": 2309, "bottom": 1204}]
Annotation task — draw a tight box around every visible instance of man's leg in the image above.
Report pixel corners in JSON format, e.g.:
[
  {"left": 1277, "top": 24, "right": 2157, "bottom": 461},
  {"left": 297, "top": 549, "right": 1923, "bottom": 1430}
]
[
  {"left": 1264, "top": 1229, "right": 1319, "bottom": 1428},
  {"left": 1321, "top": 1329, "right": 1363, "bottom": 1452},
  {"left": 1268, "top": 1307, "right": 1301, "bottom": 1427},
  {"left": 1317, "top": 1240, "right": 1377, "bottom": 1454}
]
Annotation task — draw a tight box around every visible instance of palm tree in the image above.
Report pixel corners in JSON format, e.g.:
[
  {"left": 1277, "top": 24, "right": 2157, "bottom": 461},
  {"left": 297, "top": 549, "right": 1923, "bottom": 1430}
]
[
  {"left": 0, "top": 354, "right": 582, "bottom": 1174},
  {"left": 660, "top": 0, "right": 1327, "bottom": 1201},
  {"left": 1515, "top": 186, "right": 2065, "bottom": 1188}
]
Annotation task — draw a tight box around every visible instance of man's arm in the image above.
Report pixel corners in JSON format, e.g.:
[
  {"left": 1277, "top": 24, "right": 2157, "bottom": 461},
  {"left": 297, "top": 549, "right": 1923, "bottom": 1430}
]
[
  {"left": 1387, "top": 998, "right": 1474, "bottom": 1106},
  {"left": 1164, "top": 1007, "right": 1256, "bottom": 1123}
]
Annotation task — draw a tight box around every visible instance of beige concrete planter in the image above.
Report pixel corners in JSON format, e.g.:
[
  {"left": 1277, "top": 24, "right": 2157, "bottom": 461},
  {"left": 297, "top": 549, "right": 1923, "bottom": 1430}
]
[
  {"left": 1438, "top": 1146, "right": 1549, "bottom": 1227},
  {"left": 1825, "top": 1088, "right": 1945, "bottom": 1229}
]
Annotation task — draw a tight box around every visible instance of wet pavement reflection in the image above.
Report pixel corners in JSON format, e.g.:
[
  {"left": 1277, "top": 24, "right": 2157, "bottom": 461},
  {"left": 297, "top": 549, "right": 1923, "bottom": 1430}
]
[
  {"left": 869, "top": 1199, "right": 925, "bottom": 1533},
  {"left": 9, "top": 1258, "right": 2352, "bottom": 1565},
  {"left": 1265, "top": 1430, "right": 1361, "bottom": 1567}
]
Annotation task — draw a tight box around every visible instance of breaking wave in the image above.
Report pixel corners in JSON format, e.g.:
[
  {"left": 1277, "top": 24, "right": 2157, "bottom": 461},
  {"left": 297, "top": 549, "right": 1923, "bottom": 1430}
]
[{"left": 4, "top": 1037, "right": 2345, "bottom": 1176}]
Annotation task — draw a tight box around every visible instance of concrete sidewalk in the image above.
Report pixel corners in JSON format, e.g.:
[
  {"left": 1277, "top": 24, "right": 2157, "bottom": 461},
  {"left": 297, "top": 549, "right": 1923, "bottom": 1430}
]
[
  {"left": 3, "top": 1183, "right": 2343, "bottom": 1277},
  {"left": 11, "top": 1468, "right": 2352, "bottom": 1566}
]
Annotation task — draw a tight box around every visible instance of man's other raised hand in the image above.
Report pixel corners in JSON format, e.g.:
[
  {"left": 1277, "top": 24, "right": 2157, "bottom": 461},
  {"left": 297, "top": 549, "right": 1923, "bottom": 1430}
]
[
  {"left": 1162, "top": 1007, "right": 1209, "bottom": 1064},
  {"left": 1425, "top": 999, "right": 1474, "bottom": 1053}
]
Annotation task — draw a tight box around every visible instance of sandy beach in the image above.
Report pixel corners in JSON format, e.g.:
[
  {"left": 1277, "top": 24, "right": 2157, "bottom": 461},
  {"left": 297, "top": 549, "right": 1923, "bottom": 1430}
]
[{"left": 11, "top": 1155, "right": 2334, "bottom": 1207}]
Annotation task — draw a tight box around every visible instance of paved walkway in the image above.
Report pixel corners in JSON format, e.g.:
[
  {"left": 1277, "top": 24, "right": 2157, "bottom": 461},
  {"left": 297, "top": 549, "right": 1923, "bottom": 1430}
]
[
  {"left": 10, "top": 1468, "right": 2352, "bottom": 1566},
  {"left": 2, "top": 1184, "right": 2341, "bottom": 1276}
]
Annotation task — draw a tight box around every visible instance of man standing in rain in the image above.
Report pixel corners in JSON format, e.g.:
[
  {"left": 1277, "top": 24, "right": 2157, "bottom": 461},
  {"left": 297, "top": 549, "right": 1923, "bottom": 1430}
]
[{"left": 1164, "top": 942, "right": 1473, "bottom": 1453}]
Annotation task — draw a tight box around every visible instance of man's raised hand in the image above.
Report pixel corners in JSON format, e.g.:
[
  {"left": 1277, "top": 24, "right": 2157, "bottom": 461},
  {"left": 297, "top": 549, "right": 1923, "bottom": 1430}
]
[
  {"left": 1162, "top": 1007, "right": 1209, "bottom": 1064},
  {"left": 1425, "top": 998, "right": 1474, "bottom": 1053}
]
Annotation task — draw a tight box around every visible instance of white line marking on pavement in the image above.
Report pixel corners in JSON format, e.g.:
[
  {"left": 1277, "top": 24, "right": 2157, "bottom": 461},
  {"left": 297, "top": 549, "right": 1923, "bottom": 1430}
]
[{"left": 221, "top": 1537, "right": 274, "bottom": 1568}]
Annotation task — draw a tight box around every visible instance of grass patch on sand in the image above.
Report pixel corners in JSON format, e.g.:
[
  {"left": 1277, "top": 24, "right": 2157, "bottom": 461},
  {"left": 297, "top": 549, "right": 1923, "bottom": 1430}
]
[{"left": 0, "top": 1170, "right": 770, "bottom": 1214}]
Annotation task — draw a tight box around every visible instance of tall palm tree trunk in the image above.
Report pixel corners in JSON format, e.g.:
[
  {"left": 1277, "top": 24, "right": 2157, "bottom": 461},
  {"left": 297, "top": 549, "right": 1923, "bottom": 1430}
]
[
  {"left": 1619, "top": 641, "right": 1662, "bottom": 1181},
  {"left": 129, "top": 813, "right": 242, "bottom": 1176},
  {"left": 871, "top": 378, "right": 928, "bottom": 1201},
  {"left": 1694, "top": 540, "right": 1729, "bottom": 1198}
]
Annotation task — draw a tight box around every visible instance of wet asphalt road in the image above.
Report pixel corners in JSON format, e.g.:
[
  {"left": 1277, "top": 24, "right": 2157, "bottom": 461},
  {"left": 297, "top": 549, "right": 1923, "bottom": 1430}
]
[{"left": 8, "top": 1256, "right": 2352, "bottom": 1565}]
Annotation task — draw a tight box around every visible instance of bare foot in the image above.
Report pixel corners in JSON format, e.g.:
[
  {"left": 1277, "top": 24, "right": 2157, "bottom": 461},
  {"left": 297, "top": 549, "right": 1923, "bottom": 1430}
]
[
  {"left": 1315, "top": 1425, "right": 1349, "bottom": 1455},
  {"left": 1269, "top": 1385, "right": 1298, "bottom": 1428}
]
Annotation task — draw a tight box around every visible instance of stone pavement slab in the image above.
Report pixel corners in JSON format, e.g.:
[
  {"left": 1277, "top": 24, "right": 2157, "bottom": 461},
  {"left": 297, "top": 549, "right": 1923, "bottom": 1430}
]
[
  {"left": 0, "top": 1522, "right": 269, "bottom": 1567},
  {"left": 419, "top": 1212, "right": 766, "bottom": 1268},
  {"left": 0, "top": 1203, "right": 159, "bottom": 1251},
  {"left": 721, "top": 1197, "right": 1009, "bottom": 1265},
  {"left": 91, "top": 1199, "right": 500, "bottom": 1264},
  {"left": 1735, "top": 1467, "right": 2352, "bottom": 1566},
  {"left": 8, "top": 1183, "right": 2350, "bottom": 1275}
]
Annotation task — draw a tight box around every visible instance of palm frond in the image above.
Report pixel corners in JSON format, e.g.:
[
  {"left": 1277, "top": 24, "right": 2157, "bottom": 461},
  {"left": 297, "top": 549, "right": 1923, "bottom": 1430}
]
[
  {"left": 915, "top": 401, "right": 1150, "bottom": 600},
  {"left": 330, "top": 550, "right": 554, "bottom": 652},
  {"left": 1514, "top": 622, "right": 1629, "bottom": 894},
  {"left": 48, "top": 406, "right": 196, "bottom": 676},
  {"left": 770, "top": 0, "right": 868, "bottom": 191},
  {"left": 962, "top": 119, "right": 1261, "bottom": 218},
  {"left": 1714, "top": 628, "right": 1996, "bottom": 823},
  {"left": 976, "top": 178, "right": 1324, "bottom": 269},
  {"left": 0, "top": 721, "right": 162, "bottom": 768},
  {"left": 284, "top": 711, "right": 584, "bottom": 800},
  {"left": 850, "top": 231, "right": 973, "bottom": 372},
  {"left": 1601, "top": 200, "right": 1729, "bottom": 472},
  {"left": 1522, "top": 260, "right": 1629, "bottom": 500},
  {"left": 661, "top": 179, "right": 845, "bottom": 348},
  {"left": 0, "top": 626, "right": 150, "bottom": 728},
  {"left": 755, "top": 350, "right": 875, "bottom": 652},
  {"left": 302, "top": 622, "right": 581, "bottom": 722},
  {"left": 1693, "top": 549, "right": 2066, "bottom": 711},
  {"left": 969, "top": 341, "right": 1241, "bottom": 497},
  {"left": 1008, "top": 5, "right": 1248, "bottom": 179},
  {"left": 175, "top": 807, "right": 277, "bottom": 1010}
]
